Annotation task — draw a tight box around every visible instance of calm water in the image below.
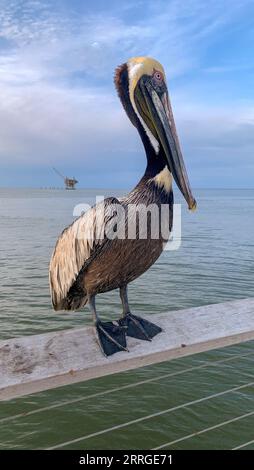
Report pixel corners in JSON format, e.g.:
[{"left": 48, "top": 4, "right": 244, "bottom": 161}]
[{"left": 0, "top": 188, "right": 254, "bottom": 449}]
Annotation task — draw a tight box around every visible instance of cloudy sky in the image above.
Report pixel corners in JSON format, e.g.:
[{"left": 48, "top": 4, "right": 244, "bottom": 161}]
[{"left": 0, "top": 0, "right": 253, "bottom": 188}]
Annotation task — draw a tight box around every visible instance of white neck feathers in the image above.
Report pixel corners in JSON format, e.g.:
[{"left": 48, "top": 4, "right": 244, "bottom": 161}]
[{"left": 150, "top": 166, "right": 172, "bottom": 193}]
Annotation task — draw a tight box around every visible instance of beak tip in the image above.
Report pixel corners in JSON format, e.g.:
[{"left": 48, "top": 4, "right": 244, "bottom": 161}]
[{"left": 189, "top": 198, "right": 197, "bottom": 212}]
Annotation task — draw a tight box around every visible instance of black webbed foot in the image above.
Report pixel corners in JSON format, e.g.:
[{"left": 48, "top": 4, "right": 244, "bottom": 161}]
[
  {"left": 119, "top": 313, "right": 162, "bottom": 341},
  {"left": 95, "top": 320, "right": 128, "bottom": 356}
]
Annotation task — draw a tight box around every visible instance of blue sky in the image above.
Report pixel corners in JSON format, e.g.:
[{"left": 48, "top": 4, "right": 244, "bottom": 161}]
[{"left": 0, "top": 0, "right": 254, "bottom": 188}]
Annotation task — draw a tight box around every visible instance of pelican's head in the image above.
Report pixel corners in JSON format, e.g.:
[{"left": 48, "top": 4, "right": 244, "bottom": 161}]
[{"left": 115, "top": 56, "right": 196, "bottom": 211}]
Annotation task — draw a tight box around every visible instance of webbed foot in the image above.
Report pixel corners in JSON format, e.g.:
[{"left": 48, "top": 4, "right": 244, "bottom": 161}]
[
  {"left": 119, "top": 313, "right": 162, "bottom": 341},
  {"left": 95, "top": 320, "right": 128, "bottom": 356}
]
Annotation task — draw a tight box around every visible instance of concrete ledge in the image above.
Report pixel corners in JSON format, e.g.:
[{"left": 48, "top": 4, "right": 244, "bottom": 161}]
[{"left": 1, "top": 298, "right": 254, "bottom": 401}]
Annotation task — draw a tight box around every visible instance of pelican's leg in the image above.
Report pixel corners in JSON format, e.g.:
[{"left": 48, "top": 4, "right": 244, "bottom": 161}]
[
  {"left": 119, "top": 286, "right": 162, "bottom": 341},
  {"left": 88, "top": 295, "right": 128, "bottom": 357}
]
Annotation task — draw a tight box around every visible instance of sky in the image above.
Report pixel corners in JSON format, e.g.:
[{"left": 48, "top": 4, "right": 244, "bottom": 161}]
[{"left": 0, "top": 0, "right": 254, "bottom": 189}]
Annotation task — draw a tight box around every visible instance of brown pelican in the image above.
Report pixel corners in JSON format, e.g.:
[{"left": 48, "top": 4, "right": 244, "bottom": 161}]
[{"left": 49, "top": 57, "right": 196, "bottom": 356}]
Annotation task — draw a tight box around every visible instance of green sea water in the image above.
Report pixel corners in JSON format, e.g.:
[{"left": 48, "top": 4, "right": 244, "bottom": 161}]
[{"left": 0, "top": 188, "right": 254, "bottom": 449}]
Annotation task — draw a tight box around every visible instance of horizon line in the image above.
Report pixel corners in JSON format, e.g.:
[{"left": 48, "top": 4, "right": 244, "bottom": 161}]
[{"left": 0, "top": 186, "right": 254, "bottom": 191}]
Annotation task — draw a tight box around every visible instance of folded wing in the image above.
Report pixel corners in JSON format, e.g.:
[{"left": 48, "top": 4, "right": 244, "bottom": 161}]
[{"left": 49, "top": 197, "right": 120, "bottom": 311}]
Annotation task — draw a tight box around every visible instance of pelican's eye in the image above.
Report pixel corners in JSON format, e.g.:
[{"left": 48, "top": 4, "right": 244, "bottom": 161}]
[
  {"left": 153, "top": 69, "right": 163, "bottom": 84},
  {"left": 151, "top": 69, "right": 165, "bottom": 93}
]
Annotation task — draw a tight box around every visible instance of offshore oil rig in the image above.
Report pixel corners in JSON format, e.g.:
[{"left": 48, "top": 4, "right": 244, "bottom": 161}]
[{"left": 53, "top": 168, "right": 78, "bottom": 190}]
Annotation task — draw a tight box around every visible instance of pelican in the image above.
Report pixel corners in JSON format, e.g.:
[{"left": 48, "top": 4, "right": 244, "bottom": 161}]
[{"left": 49, "top": 57, "right": 196, "bottom": 356}]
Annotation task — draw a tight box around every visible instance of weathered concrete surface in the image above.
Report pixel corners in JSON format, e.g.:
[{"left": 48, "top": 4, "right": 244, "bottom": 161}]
[{"left": 1, "top": 298, "right": 254, "bottom": 401}]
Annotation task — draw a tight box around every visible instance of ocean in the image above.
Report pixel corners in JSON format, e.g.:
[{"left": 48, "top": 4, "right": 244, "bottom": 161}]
[{"left": 0, "top": 188, "right": 254, "bottom": 449}]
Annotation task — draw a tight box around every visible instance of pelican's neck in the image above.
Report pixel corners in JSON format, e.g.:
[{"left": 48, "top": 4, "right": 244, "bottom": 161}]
[
  {"left": 126, "top": 166, "right": 173, "bottom": 206},
  {"left": 142, "top": 145, "right": 172, "bottom": 195}
]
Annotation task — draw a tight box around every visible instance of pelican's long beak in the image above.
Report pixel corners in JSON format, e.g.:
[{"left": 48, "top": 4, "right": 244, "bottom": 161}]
[{"left": 135, "top": 77, "right": 197, "bottom": 211}]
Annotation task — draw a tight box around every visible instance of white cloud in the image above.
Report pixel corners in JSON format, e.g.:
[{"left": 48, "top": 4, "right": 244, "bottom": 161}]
[{"left": 0, "top": 81, "right": 138, "bottom": 166}]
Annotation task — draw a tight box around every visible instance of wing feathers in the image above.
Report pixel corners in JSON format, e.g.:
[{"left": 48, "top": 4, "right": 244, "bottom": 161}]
[{"left": 49, "top": 197, "right": 120, "bottom": 310}]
